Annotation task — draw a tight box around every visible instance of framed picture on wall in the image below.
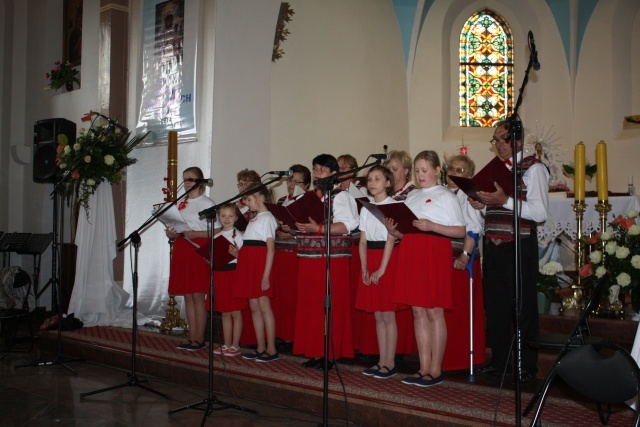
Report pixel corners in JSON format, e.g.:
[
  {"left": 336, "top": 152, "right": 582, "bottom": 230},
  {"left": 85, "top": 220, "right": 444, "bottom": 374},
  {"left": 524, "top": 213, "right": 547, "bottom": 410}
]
[
  {"left": 137, "top": 0, "right": 199, "bottom": 145},
  {"left": 63, "top": 0, "right": 83, "bottom": 66}
]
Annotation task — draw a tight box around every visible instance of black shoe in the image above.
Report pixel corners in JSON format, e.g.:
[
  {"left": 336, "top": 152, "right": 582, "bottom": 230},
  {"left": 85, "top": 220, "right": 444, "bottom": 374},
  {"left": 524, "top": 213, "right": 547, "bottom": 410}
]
[
  {"left": 316, "top": 359, "right": 334, "bottom": 371},
  {"left": 477, "top": 364, "right": 509, "bottom": 376},
  {"left": 301, "top": 357, "right": 322, "bottom": 368}
]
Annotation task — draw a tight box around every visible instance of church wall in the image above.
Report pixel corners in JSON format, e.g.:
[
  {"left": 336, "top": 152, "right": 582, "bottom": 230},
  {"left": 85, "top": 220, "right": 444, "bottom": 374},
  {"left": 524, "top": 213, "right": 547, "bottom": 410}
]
[{"left": 269, "top": 0, "right": 409, "bottom": 200}]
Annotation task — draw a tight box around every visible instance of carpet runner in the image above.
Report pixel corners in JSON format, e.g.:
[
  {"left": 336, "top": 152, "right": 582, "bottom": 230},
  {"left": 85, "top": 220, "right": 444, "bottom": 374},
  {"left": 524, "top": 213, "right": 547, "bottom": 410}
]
[{"left": 53, "top": 325, "right": 636, "bottom": 426}]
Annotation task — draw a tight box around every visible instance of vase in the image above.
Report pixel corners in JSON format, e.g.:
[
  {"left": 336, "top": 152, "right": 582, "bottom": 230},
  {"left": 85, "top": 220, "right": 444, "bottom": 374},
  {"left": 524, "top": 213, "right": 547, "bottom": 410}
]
[
  {"left": 65, "top": 82, "right": 74, "bottom": 92},
  {"left": 537, "top": 292, "right": 551, "bottom": 315}
]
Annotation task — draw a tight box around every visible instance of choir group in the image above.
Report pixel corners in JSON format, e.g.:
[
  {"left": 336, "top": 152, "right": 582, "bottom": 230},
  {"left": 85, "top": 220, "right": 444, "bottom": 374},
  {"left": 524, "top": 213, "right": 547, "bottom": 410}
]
[{"left": 163, "top": 147, "right": 491, "bottom": 389}]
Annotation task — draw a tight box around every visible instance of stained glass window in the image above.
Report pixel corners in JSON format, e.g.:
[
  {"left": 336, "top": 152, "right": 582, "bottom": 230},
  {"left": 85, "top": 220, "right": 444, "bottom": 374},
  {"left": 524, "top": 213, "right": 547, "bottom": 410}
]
[{"left": 459, "top": 10, "right": 513, "bottom": 127}]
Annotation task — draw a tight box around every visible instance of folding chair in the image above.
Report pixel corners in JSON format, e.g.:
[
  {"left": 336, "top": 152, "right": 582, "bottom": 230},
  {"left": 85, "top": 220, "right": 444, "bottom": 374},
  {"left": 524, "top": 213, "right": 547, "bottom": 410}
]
[
  {"left": 556, "top": 341, "right": 640, "bottom": 426},
  {"left": 524, "top": 273, "right": 609, "bottom": 424},
  {"left": 0, "top": 267, "right": 36, "bottom": 357}
]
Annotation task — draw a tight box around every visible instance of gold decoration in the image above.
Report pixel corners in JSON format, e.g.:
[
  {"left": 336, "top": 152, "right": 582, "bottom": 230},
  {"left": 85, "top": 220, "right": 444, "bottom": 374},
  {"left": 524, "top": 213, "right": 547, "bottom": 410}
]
[
  {"left": 562, "top": 201, "right": 587, "bottom": 313},
  {"left": 272, "top": 3, "right": 294, "bottom": 62}
]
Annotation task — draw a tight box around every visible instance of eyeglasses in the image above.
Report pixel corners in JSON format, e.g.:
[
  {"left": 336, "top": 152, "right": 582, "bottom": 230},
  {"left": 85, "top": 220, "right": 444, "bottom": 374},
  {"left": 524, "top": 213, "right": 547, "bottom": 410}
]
[
  {"left": 287, "top": 178, "right": 304, "bottom": 185},
  {"left": 237, "top": 181, "right": 251, "bottom": 189},
  {"left": 490, "top": 136, "right": 508, "bottom": 145},
  {"left": 446, "top": 165, "right": 466, "bottom": 174}
]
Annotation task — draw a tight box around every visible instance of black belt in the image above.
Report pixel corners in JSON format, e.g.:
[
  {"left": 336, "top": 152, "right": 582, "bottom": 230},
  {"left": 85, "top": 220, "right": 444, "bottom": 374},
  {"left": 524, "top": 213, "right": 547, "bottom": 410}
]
[
  {"left": 367, "top": 241, "right": 386, "bottom": 249},
  {"left": 243, "top": 240, "right": 266, "bottom": 247}
]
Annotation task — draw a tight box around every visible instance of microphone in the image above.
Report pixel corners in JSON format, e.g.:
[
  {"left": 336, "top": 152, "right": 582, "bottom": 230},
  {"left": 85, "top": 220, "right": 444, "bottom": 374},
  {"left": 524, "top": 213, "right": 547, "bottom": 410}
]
[
  {"left": 265, "top": 170, "right": 293, "bottom": 178},
  {"left": 92, "top": 111, "right": 130, "bottom": 133},
  {"left": 528, "top": 31, "right": 541, "bottom": 71},
  {"left": 186, "top": 178, "right": 213, "bottom": 187},
  {"left": 370, "top": 153, "right": 391, "bottom": 161}
]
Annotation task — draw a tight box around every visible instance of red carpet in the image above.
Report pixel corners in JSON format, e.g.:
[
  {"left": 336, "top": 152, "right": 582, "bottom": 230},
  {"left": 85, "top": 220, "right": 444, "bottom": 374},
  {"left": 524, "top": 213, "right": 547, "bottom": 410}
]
[{"left": 55, "top": 325, "right": 636, "bottom": 426}]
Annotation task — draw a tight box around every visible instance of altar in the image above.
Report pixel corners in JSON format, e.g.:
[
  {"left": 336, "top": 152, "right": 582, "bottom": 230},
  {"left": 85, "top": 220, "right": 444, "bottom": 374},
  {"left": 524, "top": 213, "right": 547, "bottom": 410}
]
[{"left": 538, "top": 195, "right": 640, "bottom": 269}]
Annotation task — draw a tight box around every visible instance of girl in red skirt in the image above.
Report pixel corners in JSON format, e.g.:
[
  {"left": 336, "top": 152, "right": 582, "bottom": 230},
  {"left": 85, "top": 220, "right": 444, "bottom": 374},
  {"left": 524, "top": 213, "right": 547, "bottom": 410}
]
[
  {"left": 386, "top": 151, "right": 465, "bottom": 387},
  {"left": 211, "top": 204, "right": 246, "bottom": 357},
  {"left": 272, "top": 164, "right": 311, "bottom": 346},
  {"left": 235, "top": 184, "right": 279, "bottom": 362},
  {"left": 166, "top": 166, "right": 215, "bottom": 351},
  {"left": 356, "top": 166, "right": 402, "bottom": 379}
]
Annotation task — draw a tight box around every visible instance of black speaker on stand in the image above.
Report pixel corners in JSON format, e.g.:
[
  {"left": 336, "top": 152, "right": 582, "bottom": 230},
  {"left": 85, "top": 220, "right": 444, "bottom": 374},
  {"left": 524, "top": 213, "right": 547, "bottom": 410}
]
[{"left": 33, "top": 119, "right": 76, "bottom": 183}]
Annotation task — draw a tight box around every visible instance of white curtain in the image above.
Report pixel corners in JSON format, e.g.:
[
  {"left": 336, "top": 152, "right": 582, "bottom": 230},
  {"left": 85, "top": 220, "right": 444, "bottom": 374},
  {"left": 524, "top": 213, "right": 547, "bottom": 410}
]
[{"left": 67, "top": 184, "right": 149, "bottom": 327}]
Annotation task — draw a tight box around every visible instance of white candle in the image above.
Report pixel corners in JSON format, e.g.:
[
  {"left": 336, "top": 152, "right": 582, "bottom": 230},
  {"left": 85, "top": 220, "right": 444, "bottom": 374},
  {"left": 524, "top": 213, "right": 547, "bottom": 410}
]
[{"left": 630, "top": 175, "right": 634, "bottom": 185}]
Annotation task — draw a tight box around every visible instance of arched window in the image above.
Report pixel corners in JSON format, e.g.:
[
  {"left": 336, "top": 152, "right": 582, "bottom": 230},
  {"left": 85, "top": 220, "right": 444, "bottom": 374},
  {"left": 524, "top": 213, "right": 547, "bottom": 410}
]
[{"left": 459, "top": 9, "right": 513, "bottom": 127}]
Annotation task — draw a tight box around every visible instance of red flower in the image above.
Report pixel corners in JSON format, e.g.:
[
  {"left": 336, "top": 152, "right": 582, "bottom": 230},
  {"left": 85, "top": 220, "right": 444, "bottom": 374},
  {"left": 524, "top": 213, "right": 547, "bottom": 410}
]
[
  {"left": 81, "top": 112, "right": 94, "bottom": 122},
  {"left": 71, "top": 170, "right": 80, "bottom": 180},
  {"left": 587, "top": 232, "right": 602, "bottom": 244},
  {"left": 178, "top": 201, "right": 188, "bottom": 210},
  {"left": 579, "top": 263, "right": 593, "bottom": 278},
  {"left": 425, "top": 199, "right": 432, "bottom": 203},
  {"left": 45, "top": 73, "right": 50, "bottom": 79},
  {"left": 612, "top": 215, "right": 635, "bottom": 229}
]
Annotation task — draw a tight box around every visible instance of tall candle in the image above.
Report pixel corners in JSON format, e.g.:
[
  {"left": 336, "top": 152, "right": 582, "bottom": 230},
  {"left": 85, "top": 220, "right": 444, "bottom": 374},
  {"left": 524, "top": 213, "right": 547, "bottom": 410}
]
[
  {"left": 167, "top": 131, "right": 178, "bottom": 201},
  {"left": 574, "top": 142, "right": 585, "bottom": 201},
  {"left": 596, "top": 141, "right": 608, "bottom": 201}
]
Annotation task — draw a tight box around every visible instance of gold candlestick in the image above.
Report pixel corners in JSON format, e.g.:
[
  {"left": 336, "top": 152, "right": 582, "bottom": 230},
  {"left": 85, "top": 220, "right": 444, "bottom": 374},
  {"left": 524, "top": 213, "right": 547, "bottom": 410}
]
[
  {"left": 595, "top": 199, "right": 612, "bottom": 233},
  {"left": 562, "top": 201, "right": 587, "bottom": 313}
]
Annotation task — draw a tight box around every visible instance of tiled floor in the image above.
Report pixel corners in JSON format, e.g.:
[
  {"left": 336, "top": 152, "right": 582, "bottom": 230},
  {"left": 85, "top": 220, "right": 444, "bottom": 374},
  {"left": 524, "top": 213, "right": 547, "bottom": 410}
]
[{"left": 1, "top": 351, "right": 332, "bottom": 427}]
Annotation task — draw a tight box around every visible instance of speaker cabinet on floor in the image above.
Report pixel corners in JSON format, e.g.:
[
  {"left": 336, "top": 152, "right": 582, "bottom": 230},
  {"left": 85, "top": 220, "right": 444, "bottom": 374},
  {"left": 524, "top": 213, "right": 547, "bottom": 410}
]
[{"left": 33, "top": 118, "right": 76, "bottom": 183}]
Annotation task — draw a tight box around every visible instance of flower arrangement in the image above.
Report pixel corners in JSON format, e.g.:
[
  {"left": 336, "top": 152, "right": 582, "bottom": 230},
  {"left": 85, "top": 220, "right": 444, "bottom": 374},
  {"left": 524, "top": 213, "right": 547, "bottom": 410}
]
[
  {"left": 44, "top": 60, "right": 80, "bottom": 91},
  {"left": 562, "top": 161, "right": 597, "bottom": 179},
  {"left": 579, "top": 209, "right": 640, "bottom": 311},
  {"left": 538, "top": 261, "right": 572, "bottom": 301},
  {"left": 56, "top": 112, "right": 150, "bottom": 216}
]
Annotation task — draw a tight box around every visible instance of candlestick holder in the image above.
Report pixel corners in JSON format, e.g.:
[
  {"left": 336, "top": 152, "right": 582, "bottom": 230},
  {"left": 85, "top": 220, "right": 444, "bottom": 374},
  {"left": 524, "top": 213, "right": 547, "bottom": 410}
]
[
  {"left": 160, "top": 238, "right": 189, "bottom": 336},
  {"left": 595, "top": 199, "right": 612, "bottom": 236},
  {"left": 561, "top": 201, "right": 587, "bottom": 313}
]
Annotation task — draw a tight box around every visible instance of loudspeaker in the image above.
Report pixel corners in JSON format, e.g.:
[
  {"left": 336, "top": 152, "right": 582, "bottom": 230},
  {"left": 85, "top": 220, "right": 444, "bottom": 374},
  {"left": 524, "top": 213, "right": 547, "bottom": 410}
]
[{"left": 33, "top": 118, "right": 76, "bottom": 183}]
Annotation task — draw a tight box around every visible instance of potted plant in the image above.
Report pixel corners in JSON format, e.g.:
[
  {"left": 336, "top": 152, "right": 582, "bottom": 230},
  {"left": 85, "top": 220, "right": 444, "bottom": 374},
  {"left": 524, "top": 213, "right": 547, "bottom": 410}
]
[{"left": 44, "top": 60, "right": 80, "bottom": 91}]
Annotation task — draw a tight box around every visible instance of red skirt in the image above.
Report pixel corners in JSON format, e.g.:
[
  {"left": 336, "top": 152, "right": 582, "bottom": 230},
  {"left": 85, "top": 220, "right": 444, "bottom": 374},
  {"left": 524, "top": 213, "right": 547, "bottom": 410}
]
[
  {"left": 350, "top": 240, "right": 363, "bottom": 352},
  {"left": 271, "top": 249, "right": 298, "bottom": 342},
  {"left": 293, "top": 257, "right": 354, "bottom": 359},
  {"left": 210, "top": 268, "right": 249, "bottom": 313},
  {"left": 234, "top": 245, "right": 275, "bottom": 299},
  {"left": 393, "top": 234, "right": 453, "bottom": 309},
  {"left": 355, "top": 248, "right": 402, "bottom": 312},
  {"left": 168, "top": 237, "right": 210, "bottom": 295},
  {"left": 442, "top": 259, "right": 487, "bottom": 370}
]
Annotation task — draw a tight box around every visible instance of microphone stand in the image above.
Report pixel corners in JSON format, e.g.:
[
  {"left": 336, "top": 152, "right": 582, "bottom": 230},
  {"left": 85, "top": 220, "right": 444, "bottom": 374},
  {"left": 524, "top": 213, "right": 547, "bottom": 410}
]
[
  {"left": 170, "top": 175, "right": 285, "bottom": 424},
  {"left": 80, "top": 183, "right": 200, "bottom": 400},
  {"left": 508, "top": 31, "right": 539, "bottom": 427},
  {"left": 15, "top": 118, "right": 119, "bottom": 373},
  {"left": 313, "top": 159, "right": 381, "bottom": 427}
]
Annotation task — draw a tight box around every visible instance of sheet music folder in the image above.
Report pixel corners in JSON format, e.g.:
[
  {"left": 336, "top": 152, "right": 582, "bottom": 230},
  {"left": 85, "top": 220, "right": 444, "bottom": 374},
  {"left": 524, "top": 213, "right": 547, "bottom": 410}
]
[
  {"left": 449, "top": 156, "right": 513, "bottom": 202},
  {"left": 195, "top": 236, "right": 236, "bottom": 270},
  {"left": 265, "top": 203, "right": 298, "bottom": 230},
  {"left": 357, "top": 200, "right": 441, "bottom": 237}
]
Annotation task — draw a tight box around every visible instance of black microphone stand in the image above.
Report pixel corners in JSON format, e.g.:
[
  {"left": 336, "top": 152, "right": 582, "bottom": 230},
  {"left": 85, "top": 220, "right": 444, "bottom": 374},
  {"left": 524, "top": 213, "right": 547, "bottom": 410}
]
[
  {"left": 507, "top": 30, "right": 540, "bottom": 427},
  {"left": 80, "top": 183, "right": 201, "bottom": 400},
  {"left": 169, "top": 175, "right": 285, "bottom": 425},
  {"left": 312, "top": 158, "right": 381, "bottom": 427},
  {"left": 15, "top": 117, "right": 119, "bottom": 373}
]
